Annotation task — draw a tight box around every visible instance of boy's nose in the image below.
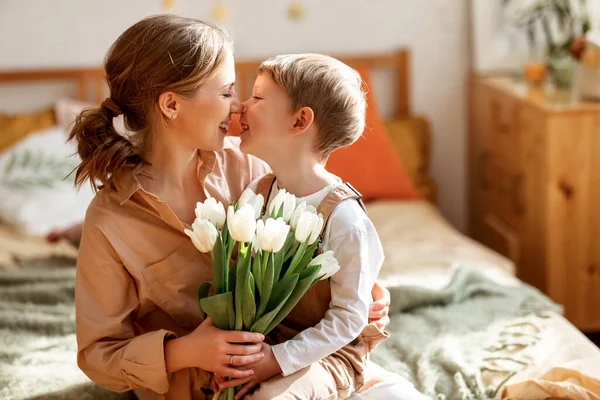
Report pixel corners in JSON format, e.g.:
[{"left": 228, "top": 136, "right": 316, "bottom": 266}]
[{"left": 239, "top": 100, "right": 249, "bottom": 114}]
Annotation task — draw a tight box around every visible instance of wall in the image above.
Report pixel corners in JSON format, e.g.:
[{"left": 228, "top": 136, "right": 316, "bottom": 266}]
[{"left": 0, "top": 0, "right": 469, "bottom": 230}]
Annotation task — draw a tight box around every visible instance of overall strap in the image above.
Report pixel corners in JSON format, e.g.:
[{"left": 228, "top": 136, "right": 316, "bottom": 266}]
[
  {"left": 316, "top": 182, "right": 366, "bottom": 239},
  {"left": 255, "top": 173, "right": 276, "bottom": 215}
]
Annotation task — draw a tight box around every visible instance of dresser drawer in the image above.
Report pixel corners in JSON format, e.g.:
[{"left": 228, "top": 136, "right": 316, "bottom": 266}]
[
  {"left": 481, "top": 214, "right": 520, "bottom": 263},
  {"left": 489, "top": 161, "right": 524, "bottom": 231},
  {"left": 489, "top": 94, "right": 519, "bottom": 168}
]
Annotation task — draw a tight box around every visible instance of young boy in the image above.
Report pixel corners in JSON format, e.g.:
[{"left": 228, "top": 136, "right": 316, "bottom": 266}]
[{"left": 217, "top": 54, "right": 421, "bottom": 400}]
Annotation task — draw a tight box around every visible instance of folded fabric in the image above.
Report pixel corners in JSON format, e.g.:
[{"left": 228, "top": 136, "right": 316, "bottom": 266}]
[{"left": 501, "top": 357, "right": 600, "bottom": 400}]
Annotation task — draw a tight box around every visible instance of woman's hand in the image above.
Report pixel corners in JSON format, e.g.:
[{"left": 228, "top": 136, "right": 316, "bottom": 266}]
[
  {"left": 369, "top": 280, "right": 391, "bottom": 329},
  {"left": 165, "top": 316, "right": 265, "bottom": 378},
  {"left": 213, "top": 342, "right": 282, "bottom": 399}
]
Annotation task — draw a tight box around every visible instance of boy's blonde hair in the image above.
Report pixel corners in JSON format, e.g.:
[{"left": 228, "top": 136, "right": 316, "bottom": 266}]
[{"left": 258, "top": 54, "right": 366, "bottom": 161}]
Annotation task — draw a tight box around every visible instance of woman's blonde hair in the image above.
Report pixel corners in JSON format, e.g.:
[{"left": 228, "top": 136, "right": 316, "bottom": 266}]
[
  {"left": 258, "top": 54, "right": 366, "bottom": 161},
  {"left": 69, "top": 15, "right": 232, "bottom": 190}
]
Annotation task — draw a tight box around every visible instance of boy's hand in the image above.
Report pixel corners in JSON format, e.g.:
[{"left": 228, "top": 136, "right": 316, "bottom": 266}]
[
  {"left": 216, "top": 342, "right": 282, "bottom": 400},
  {"left": 369, "top": 280, "right": 391, "bottom": 329}
]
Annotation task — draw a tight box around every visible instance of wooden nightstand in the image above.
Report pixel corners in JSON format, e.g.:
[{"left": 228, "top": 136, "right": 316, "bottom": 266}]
[{"left": 469, "top": 75, "right": 600, "bottom": 331}]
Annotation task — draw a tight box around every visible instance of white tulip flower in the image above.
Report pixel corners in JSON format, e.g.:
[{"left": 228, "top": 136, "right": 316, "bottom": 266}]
[
  {"left": 256, "top": 218, "right": 290, "bottom": 253},
  {"left": 290, "top": 201, "right": 318, "bottom": 230},
  {"left": 308, "top": 250, "right": 340, "bottom": 280},
  {"left": 294, "top": 211, "right": 323, "bottom": 245},
  {"left": 185, "top": 219, "right": 218, "bottom": 253},
  {"left": 227, "top": 205, "right": 257, "bottom": 243},
  {"left": 267, "top": 188, "right": 296, "bottom": 223},
  {"left": 195, "top": 197, "right": 226, "bottom": 229},
  {"left": 238, "top": 188, "right": 265, "bottom": 219}
]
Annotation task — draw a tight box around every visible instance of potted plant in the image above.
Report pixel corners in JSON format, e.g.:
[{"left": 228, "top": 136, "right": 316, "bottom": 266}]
[{"left": 503, "top": 0, "right": 592, "bottom": 88}]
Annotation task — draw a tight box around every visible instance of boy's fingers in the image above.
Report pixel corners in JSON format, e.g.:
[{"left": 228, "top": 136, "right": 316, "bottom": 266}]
[
  {"left": 373, "top": 315, "right": 390, "bottom": 329},
  {"left": 218, "top": 375, "right": 254, "bottom": 390},
  {"left": 227, "top": 343, "right": 263, "bottom": 356},
  {"left": 234, "top": 381, "right": 258, "bottom": 400},
  {"left": 369, "top": 306, "right": 389, "bottom": 319},
  {"left": 370, "top": 301, "right": 386, "bottom": 311}
]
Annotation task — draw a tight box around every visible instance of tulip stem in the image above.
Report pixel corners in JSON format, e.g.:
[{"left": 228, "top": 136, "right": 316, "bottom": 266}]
[
  {"left": 234, "top": 243, "right": 249, "bottom": 331},
  {"left": 225, "top": 237, "right": 236, "bottom": 291},
  {"left": 285, "top": 240, "right": 308, "bottom": 280},
  {"left": 253, "top": 251, "right": 263, "bottom": 290},
  {"left": 261, "top": 252, "right": 269, "bottom": 280},
  {"left": 256, "top": 252, "right": 274, "bottom": 318}
]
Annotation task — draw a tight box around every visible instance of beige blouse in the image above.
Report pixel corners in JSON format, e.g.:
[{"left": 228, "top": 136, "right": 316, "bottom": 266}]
[{"left": 75, "top": 137, "right": 270, "bottom": 400}]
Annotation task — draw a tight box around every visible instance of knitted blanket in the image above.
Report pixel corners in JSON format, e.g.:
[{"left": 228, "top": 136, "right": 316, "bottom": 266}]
[
  {"left": 370, "top": 265, "right": 562, "bottom": 400},
  {"left": 0, "top": 260, "right": 130, "bottom": 400}
]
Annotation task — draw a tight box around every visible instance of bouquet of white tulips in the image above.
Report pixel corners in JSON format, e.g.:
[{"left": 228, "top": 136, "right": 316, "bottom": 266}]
[{"left": 184, "top": 188, "right": 340, "bottom": 399}]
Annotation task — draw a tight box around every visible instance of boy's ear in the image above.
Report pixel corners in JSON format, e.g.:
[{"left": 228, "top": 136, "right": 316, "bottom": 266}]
[{"left": 291, "top": 107, "right": 315, "bottom": 135}]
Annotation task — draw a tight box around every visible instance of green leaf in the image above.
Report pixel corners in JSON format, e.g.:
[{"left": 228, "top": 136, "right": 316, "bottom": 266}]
[
  {"left": 4, "top": 152, "right": 17, "bottom": 175},
  {"left": 276, "top": 202, "right": 284, "bottom": 219},
  {"left": 264, "top": 266, "right": 321, "bottom": 335},
  {"left": 285, "top": 239, "right": 309, "bottom": 279},
  {"left": 234, "top": 244, "right": 251, "bottom": 331},
  {"left": 248, "top": 272, "right": 256, "bottom": 297},
  {"left": 200, "top": 292, "right": 235, "bottom": 330},
  {"left": 267, "top": 273, "right": 299, "bottom": 312},
  {"left": 284, "top": 238, "right": 300, "bottom": 263},
  {"left": 257, "top": 251, "right": 270, "bottom": 298},
  {"left": 290, "top": 240, "right": 320, "bottom": 276},
  {"left": 228, "top": 262, "right": 236, "bottom": 295},
  {"left": 197, "top": 281, "right": 213, "bottom": 319},
  {"left": 242, "top": 268, "right": 257, "bottom": 330},
  {"left": 250, "top": 275, "right": 298, "bottom": 334},
  {"left": 256, "top": 252, "right": 274, "bottom": 318},
  {"left": 300, "top": 264, "right": 321, "bottom": 281},
  {"left": 21, "top": 149, "right": 31, "bottom": 168},
  {"left": 211, "top": 234, "right": 225, "bottom": 294},
  {"left": 274, "top": 232, "right": 295, "bottom": 280}
]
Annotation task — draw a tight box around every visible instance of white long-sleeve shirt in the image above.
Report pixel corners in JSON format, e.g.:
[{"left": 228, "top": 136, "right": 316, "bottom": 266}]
[{"left": 249, "top": 178, "right": 385, "bottom": 377}]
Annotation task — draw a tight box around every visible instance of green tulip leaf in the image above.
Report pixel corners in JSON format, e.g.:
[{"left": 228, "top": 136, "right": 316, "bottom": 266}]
[{"left": 199, "top": 291, "right": 235, "bottom": 330}]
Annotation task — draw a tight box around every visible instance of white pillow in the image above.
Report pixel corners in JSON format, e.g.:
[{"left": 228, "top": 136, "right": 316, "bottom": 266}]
[
  {"left": 54, "top": 97, "right": 130, "bottom": 137},
  {"left": 0, "top": 126, "right": 95, "bottom": 236}
]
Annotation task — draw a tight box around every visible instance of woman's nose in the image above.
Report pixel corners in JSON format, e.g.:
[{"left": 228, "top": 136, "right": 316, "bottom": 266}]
[{"left": 230, "top": 93, "right": 242, "bottom": 114}]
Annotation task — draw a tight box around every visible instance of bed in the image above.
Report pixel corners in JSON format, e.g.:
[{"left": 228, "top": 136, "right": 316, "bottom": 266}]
[{"left": 0, "top": 51, "right": 599, "bottom": 400}]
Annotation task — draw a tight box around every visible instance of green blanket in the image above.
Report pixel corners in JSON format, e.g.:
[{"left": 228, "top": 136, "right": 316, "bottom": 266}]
[
  {"left": 0, "top": 260, "right": 130, "bottom": 400},
  {"left": 370, "top": 265, "right": 562, "bottom": 400}
]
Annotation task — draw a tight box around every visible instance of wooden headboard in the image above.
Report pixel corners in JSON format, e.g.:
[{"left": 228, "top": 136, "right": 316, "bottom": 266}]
[
  {"left": 0, "top": 49, "right": 410, "bottom": 117},
  {"left": 0, "top": 68, "right": 107, "bottom": 105}
]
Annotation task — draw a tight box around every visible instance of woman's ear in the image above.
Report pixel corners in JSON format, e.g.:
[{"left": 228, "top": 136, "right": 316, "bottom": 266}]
[
  {"left": 291, "top": 106, "right": 315, "bottom": 135},
  {"left": 158, "top": 91, "right": 179, "bottom": 120}
]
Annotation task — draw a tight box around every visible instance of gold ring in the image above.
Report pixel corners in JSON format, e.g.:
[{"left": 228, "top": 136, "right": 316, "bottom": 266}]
[{"left": 229, "top": 354, "right": 234, "bottom": 366}]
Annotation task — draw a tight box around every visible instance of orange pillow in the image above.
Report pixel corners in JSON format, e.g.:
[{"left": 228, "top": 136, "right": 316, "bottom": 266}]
[{"left": 325, "top": 67, "right": 419, "bottom": 201}]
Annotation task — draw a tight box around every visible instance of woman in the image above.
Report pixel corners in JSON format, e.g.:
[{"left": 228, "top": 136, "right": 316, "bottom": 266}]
[{"left": 71, "top": 14, "right": 391, "bottom": 400}]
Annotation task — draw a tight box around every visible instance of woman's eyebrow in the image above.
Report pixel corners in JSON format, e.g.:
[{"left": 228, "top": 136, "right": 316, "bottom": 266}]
[{"left": 221, "top": 82, "right": 235, "bottom": 89}]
